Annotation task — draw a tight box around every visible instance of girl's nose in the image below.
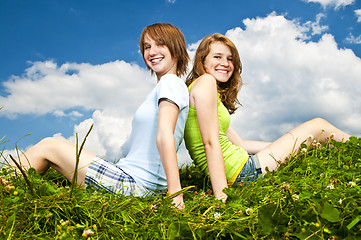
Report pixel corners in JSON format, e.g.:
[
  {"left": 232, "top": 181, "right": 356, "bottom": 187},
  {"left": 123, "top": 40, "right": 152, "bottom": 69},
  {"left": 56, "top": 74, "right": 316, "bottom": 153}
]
[
  {"left": 149, "top": 45, "right": 158, "bottom": 56},
  {"left": 221, "top": 57, "right": 229, "bottom": 66}
]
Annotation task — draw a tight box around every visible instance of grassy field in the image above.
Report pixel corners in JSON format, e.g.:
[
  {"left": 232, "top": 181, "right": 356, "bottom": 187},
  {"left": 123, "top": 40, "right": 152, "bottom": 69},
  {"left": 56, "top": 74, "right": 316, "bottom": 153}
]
[{"left": 1, "top": 136, "right": 361, "bottom": 239}]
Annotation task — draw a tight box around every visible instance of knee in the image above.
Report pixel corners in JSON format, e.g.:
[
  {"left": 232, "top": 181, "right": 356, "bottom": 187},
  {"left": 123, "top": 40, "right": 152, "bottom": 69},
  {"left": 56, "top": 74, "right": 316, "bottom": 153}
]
[
  {"left": 19, "top": 137, "right": 61, "bottom": 164},
  {"left": 309, "top": 117, "right": 328, "bottom": 127},
  {"left": 36, "top": 137, "right": 63, "bottom": 151},
  {"left": 38, "top": 137, "right": 57, "bottom": 145},
  {"left": 307, "top": 118, "right": 334, "bottom": 135}
]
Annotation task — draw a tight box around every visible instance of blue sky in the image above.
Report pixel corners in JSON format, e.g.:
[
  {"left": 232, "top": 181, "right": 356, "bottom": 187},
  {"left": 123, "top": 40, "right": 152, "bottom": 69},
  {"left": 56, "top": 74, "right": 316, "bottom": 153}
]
[{"left": 1, "top": 0, "right": 361, "bottom": 165}]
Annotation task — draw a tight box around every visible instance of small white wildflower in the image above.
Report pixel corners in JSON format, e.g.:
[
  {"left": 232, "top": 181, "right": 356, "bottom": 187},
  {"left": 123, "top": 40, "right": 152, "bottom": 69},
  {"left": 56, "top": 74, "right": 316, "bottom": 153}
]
[
  {"left": 149, "top": 204, "right": 158, "bottom": 212},
  {"left": 291, "top": 194, "right": 299, "bottom": 201},
  {"left": 82, "top": 228, "right": 94, "bottom": 238},
  {"left": 245, "top": 208, "right": 254, "bottom": 216},
  {"left": 316, "top": 142, "right": 321, "bottom": 149},
  {"left": 307, "top": 135, "right": 314, "bottom": 140},
  {"left": 321, "top": 128, "right": 325, "bottom": 132},
  {"left": 200, "top": 192, "right": 207, "bottom": 198},
  {"left": 330, "top": 133, "right": 335, "bottom": 139},
  {"left": 339, "top": 199, "right": 343, "bottom": 205},
  {"left": 301, "top": 148, "right": 307, "bottom": 154},
  {"left": 327, "top": 183, "right": 335, "bottom": 190},
  {"left": 349, "top": 181, "right": 356, "bottom": 187},
  {"left": 214, "top": 212, "right": 222, "bottom": 220}
]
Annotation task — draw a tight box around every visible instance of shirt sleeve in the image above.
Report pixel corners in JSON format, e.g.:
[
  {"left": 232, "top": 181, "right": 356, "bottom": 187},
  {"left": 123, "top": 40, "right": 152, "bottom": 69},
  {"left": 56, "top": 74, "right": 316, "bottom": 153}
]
[{"left": 157, "top": 74, "right": 189, "bottom": 110}]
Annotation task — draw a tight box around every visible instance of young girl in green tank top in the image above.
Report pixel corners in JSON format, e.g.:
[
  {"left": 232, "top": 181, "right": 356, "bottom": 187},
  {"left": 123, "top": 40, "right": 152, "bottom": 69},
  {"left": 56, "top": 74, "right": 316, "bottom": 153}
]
[{"left": 184, "top": 33, "right": 352, "bottom": 203}]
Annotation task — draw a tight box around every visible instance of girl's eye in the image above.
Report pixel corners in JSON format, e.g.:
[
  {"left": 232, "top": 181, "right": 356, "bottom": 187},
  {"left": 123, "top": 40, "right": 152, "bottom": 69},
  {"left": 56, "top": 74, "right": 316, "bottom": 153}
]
[
  {"left": 214, "top": 56, "right": 221, "bottom": 59},
  {"left": 228, "top": 58, "right": 233, "bottom": 61},
  {"left": 144, "top": 46, "right": 151, "bottom": 50}
]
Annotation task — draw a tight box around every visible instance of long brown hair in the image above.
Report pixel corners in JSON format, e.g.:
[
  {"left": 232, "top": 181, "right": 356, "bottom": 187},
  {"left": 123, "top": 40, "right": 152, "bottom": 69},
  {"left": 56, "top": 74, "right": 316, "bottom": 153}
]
[
  {"left": 140, "top": 23, "right": 189, "bottom": 77},
  {"left": 186, "top": 33, "right": 243, "bottom": 114}
]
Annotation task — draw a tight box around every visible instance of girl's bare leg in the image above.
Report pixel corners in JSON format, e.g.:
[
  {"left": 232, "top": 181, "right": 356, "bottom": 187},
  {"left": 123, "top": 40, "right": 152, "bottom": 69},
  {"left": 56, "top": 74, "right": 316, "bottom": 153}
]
[
  {"left": 12, "top": 137, "right": 96, "bottom": 185},
  {"left": 256, "top": 118, "right": 351, "bottom": 173}
]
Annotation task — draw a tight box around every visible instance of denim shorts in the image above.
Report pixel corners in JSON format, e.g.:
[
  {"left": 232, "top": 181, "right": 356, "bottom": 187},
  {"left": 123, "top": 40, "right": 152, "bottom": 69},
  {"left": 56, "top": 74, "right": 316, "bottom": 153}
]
[{"left": 233, "top": 154, "right": 263, "bottom": 186}]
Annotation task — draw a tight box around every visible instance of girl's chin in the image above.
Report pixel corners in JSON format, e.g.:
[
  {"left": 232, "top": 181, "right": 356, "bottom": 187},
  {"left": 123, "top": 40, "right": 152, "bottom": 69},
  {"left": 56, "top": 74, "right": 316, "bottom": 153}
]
[{"left": 216, "top": 78, "right": 230, "bottom": 83}]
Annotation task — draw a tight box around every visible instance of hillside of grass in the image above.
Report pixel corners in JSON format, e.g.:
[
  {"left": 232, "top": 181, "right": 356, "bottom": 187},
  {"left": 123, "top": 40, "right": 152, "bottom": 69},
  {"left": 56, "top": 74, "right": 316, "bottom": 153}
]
[{"left": 1, "top": 137, "right": 361, "bottom": 239}]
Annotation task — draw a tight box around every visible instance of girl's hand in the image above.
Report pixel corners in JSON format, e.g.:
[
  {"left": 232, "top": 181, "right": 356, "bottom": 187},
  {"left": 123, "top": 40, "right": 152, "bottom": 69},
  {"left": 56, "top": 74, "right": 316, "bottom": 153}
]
[
  {"left": 215, "top": 192, "right": 228, "bottom": 204},
  {"left": 171, "top": 194, "right": 185, "bottom": 210}
]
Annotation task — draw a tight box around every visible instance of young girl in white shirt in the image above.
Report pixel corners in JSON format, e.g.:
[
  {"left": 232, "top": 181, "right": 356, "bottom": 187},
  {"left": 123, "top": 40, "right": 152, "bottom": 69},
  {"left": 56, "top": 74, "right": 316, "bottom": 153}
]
[{"left": 10, "top": 23, "right": 189, "bottom": 209}]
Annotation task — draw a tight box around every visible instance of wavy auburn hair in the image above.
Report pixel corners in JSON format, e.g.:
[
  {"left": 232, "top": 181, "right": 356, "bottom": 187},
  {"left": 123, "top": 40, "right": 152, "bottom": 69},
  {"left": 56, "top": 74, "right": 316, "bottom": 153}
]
[
  {"left": 140, "top": 23, "right": 189, "bottom": 77},
  {"left": 186, "top": 33, "right": 243, "bottom": 114}
]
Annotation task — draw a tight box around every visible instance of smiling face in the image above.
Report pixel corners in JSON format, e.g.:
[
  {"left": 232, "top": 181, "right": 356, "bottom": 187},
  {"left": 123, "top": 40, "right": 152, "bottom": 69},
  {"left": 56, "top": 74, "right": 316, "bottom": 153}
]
[
  {"left": 143, "top": 34, "right": 178, "bottom": 81},
  {"left": 203, "top": 42, "right": 234, "bottom": 83}
]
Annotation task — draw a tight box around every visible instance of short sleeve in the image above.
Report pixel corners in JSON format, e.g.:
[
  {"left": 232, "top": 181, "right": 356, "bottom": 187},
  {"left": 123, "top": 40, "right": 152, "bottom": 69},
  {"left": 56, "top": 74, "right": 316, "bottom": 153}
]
[{"left": 156, "top": 74, "right": 189, "bottom": 110}]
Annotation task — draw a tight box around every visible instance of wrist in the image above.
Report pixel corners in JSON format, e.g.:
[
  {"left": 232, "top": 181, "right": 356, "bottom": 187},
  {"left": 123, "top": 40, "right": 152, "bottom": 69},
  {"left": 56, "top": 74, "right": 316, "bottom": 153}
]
[{"left": 167, "top": 185, "right": 182, "bottom": 196}]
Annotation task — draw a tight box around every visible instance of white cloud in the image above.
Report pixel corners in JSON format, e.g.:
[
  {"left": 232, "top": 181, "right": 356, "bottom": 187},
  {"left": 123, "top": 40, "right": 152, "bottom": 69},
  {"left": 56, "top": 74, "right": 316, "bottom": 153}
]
[
  {"left": 53, "top": 110, "right": 83, "bottom": 117},
  {"left": 0, "top": 60, "right": 154, "bottom": 118},
  {"left": 64, "top": 110, "right": 133, "bottom": 161},
  {"left": 304, "top": 0, "right": 355, "bottom": 9},
  {"left": 304, "top": 13, "right": 328, "bottom": 35},
  {"left": 224, "top": 12, "right": 361, "bottom": 141},
  {"left": 355, "top": 9, "right": 361, "bottom": 22},
  {"left": 346, "top": 33, "right": 361, "bottom": 44}
]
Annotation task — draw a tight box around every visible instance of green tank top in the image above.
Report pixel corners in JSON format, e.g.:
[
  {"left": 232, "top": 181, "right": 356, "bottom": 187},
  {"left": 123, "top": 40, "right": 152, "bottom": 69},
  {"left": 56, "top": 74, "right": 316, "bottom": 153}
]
[{"left": 184, "top": 80, "right": 249, "bottom": 185}]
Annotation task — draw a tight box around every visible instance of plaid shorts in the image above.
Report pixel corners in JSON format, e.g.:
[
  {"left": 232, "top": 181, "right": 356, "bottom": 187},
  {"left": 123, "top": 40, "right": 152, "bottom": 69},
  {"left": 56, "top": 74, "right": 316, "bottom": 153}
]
[{"left": 85, "top": 158, "right": 152, "bottom": 197}]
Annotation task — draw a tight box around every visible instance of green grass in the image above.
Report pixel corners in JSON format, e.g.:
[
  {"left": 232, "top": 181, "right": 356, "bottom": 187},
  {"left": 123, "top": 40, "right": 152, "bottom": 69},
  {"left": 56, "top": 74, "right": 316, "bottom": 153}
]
[{"left": 1, "top": 137, "right": 361, "bottom": 239}]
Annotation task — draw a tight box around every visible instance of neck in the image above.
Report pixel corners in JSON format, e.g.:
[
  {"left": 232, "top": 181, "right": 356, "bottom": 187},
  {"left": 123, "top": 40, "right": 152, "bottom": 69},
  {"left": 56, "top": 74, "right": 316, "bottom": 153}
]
[{"left": 156, "top": 74, "right": 162, "bottom": 82}]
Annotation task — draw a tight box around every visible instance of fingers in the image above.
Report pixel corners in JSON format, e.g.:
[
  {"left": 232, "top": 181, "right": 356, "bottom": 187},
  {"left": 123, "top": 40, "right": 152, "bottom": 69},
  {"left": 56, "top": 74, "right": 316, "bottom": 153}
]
[
  {"left": 215, "top": 192, "right": 228, "bottom": 203},
  {"left": 171, "top": 195, "right": 185, "bottom": 210}
]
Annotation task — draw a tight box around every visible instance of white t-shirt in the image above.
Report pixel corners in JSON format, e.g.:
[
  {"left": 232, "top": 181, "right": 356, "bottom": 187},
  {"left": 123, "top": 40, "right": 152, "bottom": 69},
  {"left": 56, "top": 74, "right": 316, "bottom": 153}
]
[{"left": 116, "top": 74, "right": 189, "bottom": 190}]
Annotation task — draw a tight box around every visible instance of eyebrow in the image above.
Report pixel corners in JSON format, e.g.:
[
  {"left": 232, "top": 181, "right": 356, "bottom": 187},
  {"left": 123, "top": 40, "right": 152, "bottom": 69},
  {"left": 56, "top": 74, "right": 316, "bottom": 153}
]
[{"left": 212, "top": 52, "right": 232, "bottom": 57}]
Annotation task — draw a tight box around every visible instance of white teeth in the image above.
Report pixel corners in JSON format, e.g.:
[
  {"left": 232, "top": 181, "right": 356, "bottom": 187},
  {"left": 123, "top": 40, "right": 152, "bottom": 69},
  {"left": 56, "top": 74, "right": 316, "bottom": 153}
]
[
  {"left": 151, "top": 58, "right": 163, "bottom": 63},
  {"left": 217, "top": 69, "right": 227, "bottom": 73}
]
